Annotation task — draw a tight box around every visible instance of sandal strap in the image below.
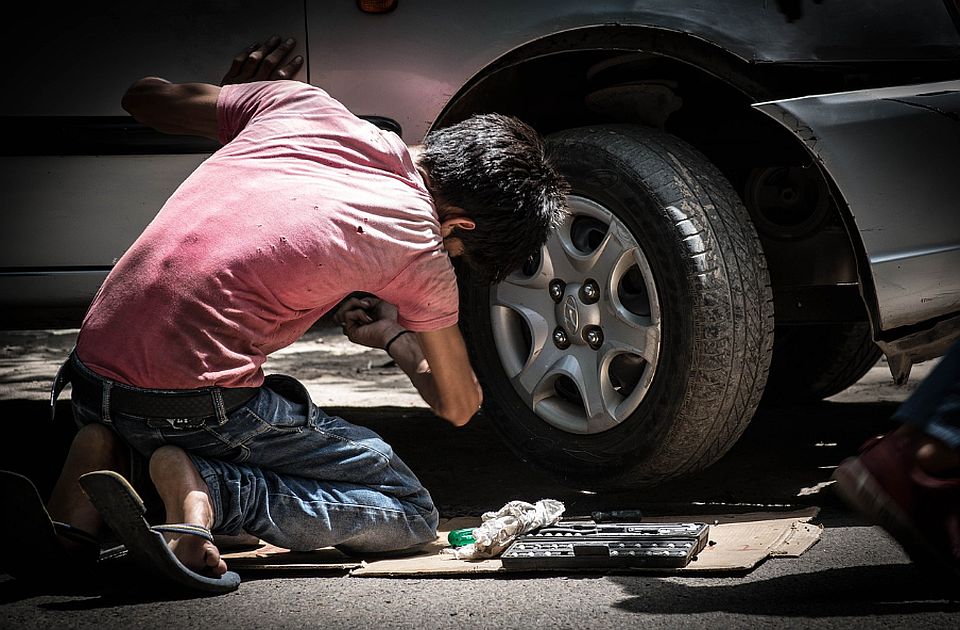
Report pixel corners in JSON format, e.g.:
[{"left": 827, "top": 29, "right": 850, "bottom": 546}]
[
  {"left": 152, "top": 523, "right": 215, "bottom": 542},
  {"left": 52, "top": 521, "right": 100, "bottom": 548}
]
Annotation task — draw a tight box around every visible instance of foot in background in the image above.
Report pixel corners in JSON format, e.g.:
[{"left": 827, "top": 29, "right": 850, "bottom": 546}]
[{"left": 834, "top": 427, "right": 960, "bottom": 579}]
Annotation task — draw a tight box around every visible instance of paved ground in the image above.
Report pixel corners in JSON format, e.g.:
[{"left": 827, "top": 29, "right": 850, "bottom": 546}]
[{"left": 0, "top": 327, "right": 957, "bottom": 629}]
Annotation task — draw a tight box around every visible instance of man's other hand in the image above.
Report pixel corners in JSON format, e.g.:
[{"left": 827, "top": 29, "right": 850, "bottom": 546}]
[
  {"left": 221, "top": 35, "right": 304, "bottom": 85},
  {"left": 334, "top": 297, "right": 404, "bottom": 350}
]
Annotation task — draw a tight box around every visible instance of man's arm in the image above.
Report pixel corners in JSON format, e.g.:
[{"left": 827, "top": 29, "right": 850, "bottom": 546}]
[
  {"left": 121, "top": 35, "right": 303, "bottom": 140},
  {"left": 336, "top": 297, "right": 482, "bottom": 426},
  {"left": 391, "top": 325, "right": 483, "bottom": 427},
  {"left": 121, "top": 79, "right": 221, "bottom": 140}
]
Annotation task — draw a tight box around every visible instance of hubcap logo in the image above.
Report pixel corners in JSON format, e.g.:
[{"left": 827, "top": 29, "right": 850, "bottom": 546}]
[{"left": 563, "top": 296, "right": 579, "bottom": 333}]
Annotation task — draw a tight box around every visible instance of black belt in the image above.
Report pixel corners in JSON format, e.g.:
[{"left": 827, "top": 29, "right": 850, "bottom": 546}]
[{"left": 60, "top": 354, "right": 259, "bottom": 420}]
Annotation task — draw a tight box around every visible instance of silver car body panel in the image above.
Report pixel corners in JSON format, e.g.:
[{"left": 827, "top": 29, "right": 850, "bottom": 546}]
[
  {"left": 754, "top": 82, "right": 960, "bottom": 338},
  {"left": 1, "top": 155, "right": 209, "bottom": 269}
]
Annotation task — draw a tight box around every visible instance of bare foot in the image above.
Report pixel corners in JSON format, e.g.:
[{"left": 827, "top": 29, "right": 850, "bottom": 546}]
[
  {"left": 166, "top": 530, "right": 227, "bottom": 577},
  {"left": 149, "top": 445, "right": 227, "bottom": 577}
]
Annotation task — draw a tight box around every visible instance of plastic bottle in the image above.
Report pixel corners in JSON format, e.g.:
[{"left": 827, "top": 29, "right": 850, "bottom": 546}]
[{"left": 447, "top": 528, "right": 476, "bottom": 547}]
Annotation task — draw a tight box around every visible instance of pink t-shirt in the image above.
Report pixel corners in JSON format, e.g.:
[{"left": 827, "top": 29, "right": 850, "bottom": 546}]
[{"left": 76, "top": 81, "right": 459, "bottom": 389}]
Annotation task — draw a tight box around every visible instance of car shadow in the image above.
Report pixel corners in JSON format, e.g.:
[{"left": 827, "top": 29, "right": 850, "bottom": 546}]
[
  {"left": 331, "top": 398, "right": 901, "bottom": 518},
  {"left": 608, "top": 564, "right": 960, "bottom": 616}
]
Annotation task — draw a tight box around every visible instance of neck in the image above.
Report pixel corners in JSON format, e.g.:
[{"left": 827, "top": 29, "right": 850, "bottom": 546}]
[
  {"left": 407, "top": 144, "right": 430, "bottom": 187},
  {"left": 408, "top": 144, "right": 451, "bottom": 219}
]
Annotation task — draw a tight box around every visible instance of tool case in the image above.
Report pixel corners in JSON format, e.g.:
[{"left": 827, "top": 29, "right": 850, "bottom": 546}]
[{"left": 501, "top": 521, "right": 710, "bottom": 570}]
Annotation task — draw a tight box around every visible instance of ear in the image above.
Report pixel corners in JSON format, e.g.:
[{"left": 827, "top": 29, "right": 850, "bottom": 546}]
[{"left": 440, "top": 216, "right": 476, "bottom": 238}]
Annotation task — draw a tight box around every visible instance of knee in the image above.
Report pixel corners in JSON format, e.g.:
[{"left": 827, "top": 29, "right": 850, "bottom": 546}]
[
  {"left": 148, "top": 444, "right": 190, "bottom": 482},
  {"left": 73, "top": 422, "right": 120, "bottom": 454}
]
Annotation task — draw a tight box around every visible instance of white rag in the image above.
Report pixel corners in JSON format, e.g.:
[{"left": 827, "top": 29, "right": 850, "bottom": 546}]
[{"left": 444, "top": 498, "right": 565, "bottom": 560}]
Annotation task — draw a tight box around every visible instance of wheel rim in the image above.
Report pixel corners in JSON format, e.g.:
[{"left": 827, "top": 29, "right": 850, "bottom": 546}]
[{"left": 489, "top": 195, "right": 661, "bottom": 435}]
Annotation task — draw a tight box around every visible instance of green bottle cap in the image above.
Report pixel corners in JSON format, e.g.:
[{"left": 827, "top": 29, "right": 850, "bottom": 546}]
[{"left": 447, "top": 528, "right": 476, "bottom": 547}]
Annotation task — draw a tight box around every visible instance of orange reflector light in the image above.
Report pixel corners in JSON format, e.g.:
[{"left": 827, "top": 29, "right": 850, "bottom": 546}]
[{"left": 357, "top": 0, "right": 398, "bottom": 14}]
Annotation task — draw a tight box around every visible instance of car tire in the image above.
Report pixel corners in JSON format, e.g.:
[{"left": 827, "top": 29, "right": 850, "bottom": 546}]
[
  {"left": 762, "top": 322, "right": 882, "bottom": 404},
  {"left": 460, "top": 125, "right": 774, "bottom": 489}
]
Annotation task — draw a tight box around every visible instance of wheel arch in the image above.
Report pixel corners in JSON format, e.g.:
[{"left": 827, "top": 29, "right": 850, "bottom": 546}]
[
  {"left": 434, "top": 24, "right": 869, "bottom": 335},
  {"left": 433, "top": 24, "right": 772, "bottom": 132}
]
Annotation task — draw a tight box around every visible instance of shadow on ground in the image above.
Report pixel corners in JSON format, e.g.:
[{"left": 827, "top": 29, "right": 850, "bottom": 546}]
[
  {"left": 0, "top": 395, "right": 899, "bottom": 520},
  {"left": 609, "top": 563, "right": 960, "bottom": 617}
]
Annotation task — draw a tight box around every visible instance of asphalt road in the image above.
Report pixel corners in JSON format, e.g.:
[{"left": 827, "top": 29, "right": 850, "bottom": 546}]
[{"left": 0, "top": 329, "right": 957, "bottom": 629}]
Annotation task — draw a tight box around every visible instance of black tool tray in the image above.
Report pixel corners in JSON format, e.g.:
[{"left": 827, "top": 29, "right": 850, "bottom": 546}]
[{"left": 501, "top": 521, "right": 710, "bottom": 570}]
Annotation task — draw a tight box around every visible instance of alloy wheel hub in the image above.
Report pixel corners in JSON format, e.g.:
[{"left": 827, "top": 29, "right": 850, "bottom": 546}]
[
  {"left": 555, "top": 285, "right": 601, "bottom": 345},
  {"left": 489, "top": 195, "right": 662, "bottom": 435}
]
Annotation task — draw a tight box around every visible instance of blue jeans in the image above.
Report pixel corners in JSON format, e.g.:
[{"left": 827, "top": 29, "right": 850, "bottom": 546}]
[
  {"left": 68, "top": 356, "right": 438, "bottom": 554},
  {"left": 893, "top": 339, "right": 960, "bottom": 449}
]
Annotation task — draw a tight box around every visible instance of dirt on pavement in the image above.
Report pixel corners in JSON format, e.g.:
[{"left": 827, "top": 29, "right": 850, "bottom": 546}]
[{"left": 0, "top": 325, "right": 933, "bottom": 406}]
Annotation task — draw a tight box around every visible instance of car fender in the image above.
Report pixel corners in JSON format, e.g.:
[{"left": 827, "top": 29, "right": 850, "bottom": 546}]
[{"left": 754, "top": 81, "right": 960, "bottom": 377}]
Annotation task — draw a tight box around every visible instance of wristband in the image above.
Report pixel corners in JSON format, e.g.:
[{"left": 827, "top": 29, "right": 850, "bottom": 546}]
[{"left": 384, "top": 329, "right": 412, "bottom": 356}]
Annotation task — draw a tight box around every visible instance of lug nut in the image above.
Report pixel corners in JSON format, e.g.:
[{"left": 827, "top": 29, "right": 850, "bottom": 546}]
[
  {"left": 549, "top": 279, "right": 566, "bottom": 303},
  {"left": 553, "top": 327, "right": 570, "bottom": 349},
  {"left": 583, "top": 326, "right": 604, "bottom": 350},
  {"left": 580, "top": 279, "right": 600, "bottom": 304}
]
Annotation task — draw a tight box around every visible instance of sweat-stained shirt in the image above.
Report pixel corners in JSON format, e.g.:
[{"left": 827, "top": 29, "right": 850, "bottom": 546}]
[{"left": 76, "top": 80, "right": 459, "bottom": 390}]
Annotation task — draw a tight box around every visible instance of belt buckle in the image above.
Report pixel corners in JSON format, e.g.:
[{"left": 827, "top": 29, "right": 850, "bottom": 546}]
[{"left": 167, "top": 417, "right": 206, "bottom": 430}]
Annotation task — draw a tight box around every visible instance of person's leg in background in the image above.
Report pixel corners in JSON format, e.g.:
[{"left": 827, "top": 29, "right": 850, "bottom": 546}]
[
  {"left": 892, "top": 339, "right": 960, "bottom": 473},
  {"left": 834, "top": 339, "right": 960, "bottom": 577}
]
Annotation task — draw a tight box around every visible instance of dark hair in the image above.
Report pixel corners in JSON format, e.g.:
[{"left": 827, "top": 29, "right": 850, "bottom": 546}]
[{"left": 419, "top": 113, "right": 568, "bottom": 284}]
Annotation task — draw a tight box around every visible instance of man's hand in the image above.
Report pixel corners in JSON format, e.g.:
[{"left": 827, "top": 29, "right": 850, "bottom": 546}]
[
  {"left": 221, "top": 35, "right": 304, "bottom": 86},
  {"left": 334, "top": 296, "right": 482, "bottom": 426},
  {"left": 333, "top": 297, "right": 404, "bottom": 350}
]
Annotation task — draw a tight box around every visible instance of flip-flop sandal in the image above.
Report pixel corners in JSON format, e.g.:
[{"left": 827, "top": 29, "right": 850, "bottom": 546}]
[
  {"left": 0, "top": 470, "right": 125, "bottom": 583},
  {"left": 78, "top": 470, "right": 240, "bottom": 594}
]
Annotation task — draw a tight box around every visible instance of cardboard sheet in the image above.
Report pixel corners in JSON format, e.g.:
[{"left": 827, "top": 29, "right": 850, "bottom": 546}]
[
  {"left": 224, "top": 508, "right": 821, "bottom": 576},
  {"left": 223, "top": 542, "right": 361, "bottom": 572},
  {"left": 352, "top": 508, "right": 821, "bottom": 576}
]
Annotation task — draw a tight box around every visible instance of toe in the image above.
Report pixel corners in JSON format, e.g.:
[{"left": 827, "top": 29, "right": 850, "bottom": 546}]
[{"left": 204, "top": 542, "right": 227, "bottom": 576}]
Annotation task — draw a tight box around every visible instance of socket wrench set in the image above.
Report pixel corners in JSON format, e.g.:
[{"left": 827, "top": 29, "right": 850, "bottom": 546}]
[{"left": 501, "top": 521, "right": 710, "bottom": 570}]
